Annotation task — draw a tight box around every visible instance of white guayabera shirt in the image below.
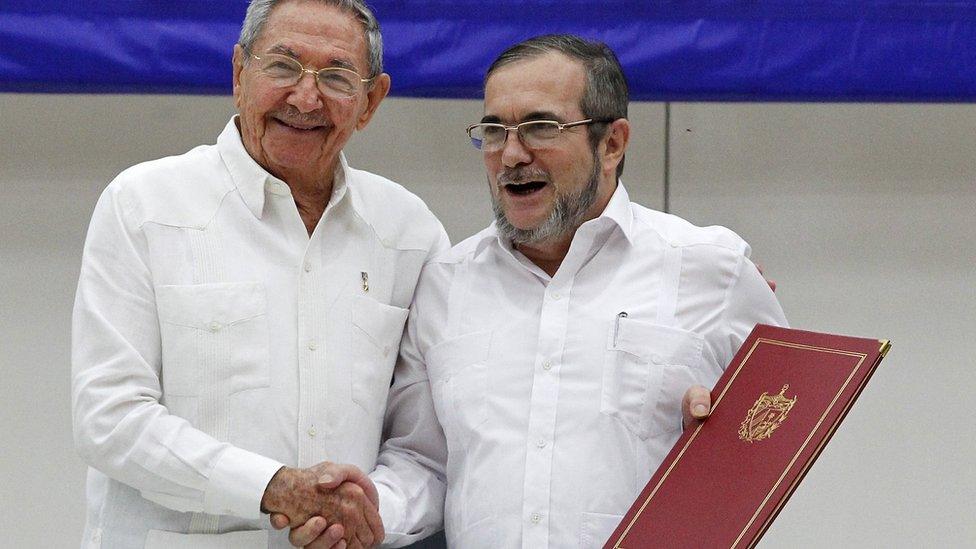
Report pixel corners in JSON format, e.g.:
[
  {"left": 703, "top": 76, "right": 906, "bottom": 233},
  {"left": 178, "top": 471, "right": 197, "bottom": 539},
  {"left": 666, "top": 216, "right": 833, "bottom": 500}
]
[
  {"left": 71, "top": 118, "right": 448, "bottom": 549},
  {"left": 373, "top": 183, "right": 788, "bottom": 549}
]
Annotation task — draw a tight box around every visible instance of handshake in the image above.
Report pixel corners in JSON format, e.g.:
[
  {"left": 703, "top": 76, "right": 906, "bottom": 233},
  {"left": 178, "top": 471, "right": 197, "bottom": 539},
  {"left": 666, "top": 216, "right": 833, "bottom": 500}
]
[{"left": 261, "top": 461, "right": 384, "bottom": 549}]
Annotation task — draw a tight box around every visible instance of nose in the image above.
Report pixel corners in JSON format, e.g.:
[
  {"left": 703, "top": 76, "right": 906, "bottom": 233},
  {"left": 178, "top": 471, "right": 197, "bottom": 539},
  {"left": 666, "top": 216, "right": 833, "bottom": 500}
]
[
  {"left": 499, "top": 128, "right": 532, "bottom": 168},
  {"left": 287, "top": 70, "right": 324, "bottom": 113}
]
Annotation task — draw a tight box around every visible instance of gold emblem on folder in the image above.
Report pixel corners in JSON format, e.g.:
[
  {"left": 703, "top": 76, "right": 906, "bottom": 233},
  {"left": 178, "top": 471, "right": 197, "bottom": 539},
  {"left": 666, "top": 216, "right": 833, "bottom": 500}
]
[{"left": 738, "top": 384, "right": 797, "bottom": 443}]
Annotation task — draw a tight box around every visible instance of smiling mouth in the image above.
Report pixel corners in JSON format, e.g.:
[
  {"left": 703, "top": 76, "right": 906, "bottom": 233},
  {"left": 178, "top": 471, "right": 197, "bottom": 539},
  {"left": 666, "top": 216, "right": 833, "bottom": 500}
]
[
  {"left": 504, "top": 181, "right": 548, "bottom": 196},
  {"left": 274, "top": 117, "right": 327, "bottom": 132}
]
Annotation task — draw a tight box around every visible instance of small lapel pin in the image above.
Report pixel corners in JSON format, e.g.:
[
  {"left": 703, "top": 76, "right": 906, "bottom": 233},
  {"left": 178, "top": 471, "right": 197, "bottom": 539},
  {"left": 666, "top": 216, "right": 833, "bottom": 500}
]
[{"left": 361, "top": 271, "right": 369, "bottom": 293}]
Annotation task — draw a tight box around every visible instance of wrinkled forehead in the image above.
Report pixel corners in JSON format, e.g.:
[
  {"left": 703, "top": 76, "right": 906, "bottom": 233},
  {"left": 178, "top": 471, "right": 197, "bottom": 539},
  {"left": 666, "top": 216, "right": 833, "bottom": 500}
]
[
  {"left": 255, "top": 1, "right": 369, "bottom": 69},
  {"left": 483, "top": 53, "right": 588, "bottom": 123}
]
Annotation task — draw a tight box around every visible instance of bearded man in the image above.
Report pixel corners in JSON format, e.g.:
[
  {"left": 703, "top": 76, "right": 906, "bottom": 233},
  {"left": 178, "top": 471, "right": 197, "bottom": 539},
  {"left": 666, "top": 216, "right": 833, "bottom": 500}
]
[{"left": 284, "top": 33, "right": 787, "bottom": 549}]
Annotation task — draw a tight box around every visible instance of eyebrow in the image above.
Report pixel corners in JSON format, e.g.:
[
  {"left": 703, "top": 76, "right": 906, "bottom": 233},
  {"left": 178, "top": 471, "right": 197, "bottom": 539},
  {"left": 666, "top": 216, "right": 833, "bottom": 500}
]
[
  {"left": 265, "top": 44, "right": 361, "bottom": 73},
  {"left": 329, "top": 58, "right": 359, "bottom": 72},
  {"left": 267, "top": 44, "right": 301, "bottom": 58},
  {"left": 480, "top": 111, "right": 565, "bottom": 124}
]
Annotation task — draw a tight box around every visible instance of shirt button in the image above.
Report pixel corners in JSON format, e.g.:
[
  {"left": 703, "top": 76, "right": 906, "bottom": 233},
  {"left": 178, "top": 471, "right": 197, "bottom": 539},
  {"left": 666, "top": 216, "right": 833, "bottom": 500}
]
[
  {"left": 208, "top": 321, "right": 221, "bottom": 332},
  {"left": 550, "top": 291, "right": 561, "bottom": 300},
  {"left": 536, "top": 438, "right": 547, "bottom": 448},
  {"left": 543, "top": 361, "right": 553, "bottom": 371},
  {"left": 530, "top": 513, "right": 542, "bottom": 524},
  {"left": 91, "top": 530, "right": 102, "bottom": 543},
  {"left": 304, "top": 262, "right": 312, "bottom": 272},
  {"left": 308, "top": 427, "right": 316, "bottom": 437},
  {"left": 308, "top": 341, "right": 318, "bottom": 351}
]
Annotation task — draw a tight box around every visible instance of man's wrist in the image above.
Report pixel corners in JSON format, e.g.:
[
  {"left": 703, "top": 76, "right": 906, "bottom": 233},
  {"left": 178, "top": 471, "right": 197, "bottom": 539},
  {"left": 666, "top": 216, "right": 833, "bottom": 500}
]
[
  {"left": 260, "top": 466, "right": 322, "bottom": 522},
  {"left": 260, "top": 466, "right": 289, "bottom": 514},
  {"left": 205, "top": 446, "right": 285, "bottom": 519},
  {"left": 261, "top": 466, "right": 309, "bottom": 515}
]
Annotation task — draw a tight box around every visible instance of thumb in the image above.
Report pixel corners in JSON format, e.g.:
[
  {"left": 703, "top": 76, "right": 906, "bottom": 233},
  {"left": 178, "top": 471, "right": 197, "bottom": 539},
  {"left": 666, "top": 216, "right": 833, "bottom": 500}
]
[
  {"left": 682, "top": 385, "right": 712, "bottom": 429},
  {"left": 315, "top": 464, "right": 351, "bottom": 490}
]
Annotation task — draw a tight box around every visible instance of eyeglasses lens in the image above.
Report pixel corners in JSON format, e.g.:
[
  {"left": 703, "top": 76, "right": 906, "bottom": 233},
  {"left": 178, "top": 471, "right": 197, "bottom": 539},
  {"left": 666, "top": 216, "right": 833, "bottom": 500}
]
[
  {"left": 519, "top": 122, "right": 560, "bottom": 146},
  {"left": 257, "top": 54, "right": 359, "bottom": 98}
]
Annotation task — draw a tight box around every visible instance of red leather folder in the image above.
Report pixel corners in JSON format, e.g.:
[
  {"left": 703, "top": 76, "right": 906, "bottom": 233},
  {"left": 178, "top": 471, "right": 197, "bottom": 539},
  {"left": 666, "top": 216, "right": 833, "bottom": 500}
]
[{"left": 605, "top": 324, "right": 891, "bottom": 549}]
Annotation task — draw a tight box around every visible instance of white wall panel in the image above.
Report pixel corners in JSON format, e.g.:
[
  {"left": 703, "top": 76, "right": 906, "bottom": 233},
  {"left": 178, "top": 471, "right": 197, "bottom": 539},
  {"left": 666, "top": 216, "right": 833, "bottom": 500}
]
[{"left": 669, "top": 103, "right": 976, "bottom": 548}]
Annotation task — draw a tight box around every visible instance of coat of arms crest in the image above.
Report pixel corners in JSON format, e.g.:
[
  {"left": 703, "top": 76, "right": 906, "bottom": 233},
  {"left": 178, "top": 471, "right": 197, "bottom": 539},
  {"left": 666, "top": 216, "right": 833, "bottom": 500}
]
[{"left": 738, "top": 384, "right": 797, "bottom": 443}]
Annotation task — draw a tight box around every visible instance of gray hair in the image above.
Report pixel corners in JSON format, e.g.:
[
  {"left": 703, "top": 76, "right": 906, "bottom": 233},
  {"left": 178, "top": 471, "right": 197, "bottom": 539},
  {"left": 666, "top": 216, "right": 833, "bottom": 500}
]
[
  {"left": 485, "top": 34, "right": 629, "bottom": 176},
  {"left": 239, "top": 0, "right": 384, "bottom": 78}
]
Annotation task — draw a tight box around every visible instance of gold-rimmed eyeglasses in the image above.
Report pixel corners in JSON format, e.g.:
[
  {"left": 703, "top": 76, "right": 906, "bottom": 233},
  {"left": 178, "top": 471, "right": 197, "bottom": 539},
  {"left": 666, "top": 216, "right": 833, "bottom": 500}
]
[
  {"left": 242, "top": 46, "right": 374, "bottom": 99},
  {"left": 466, "top": 118, "right": 614, "bottom": 151}
]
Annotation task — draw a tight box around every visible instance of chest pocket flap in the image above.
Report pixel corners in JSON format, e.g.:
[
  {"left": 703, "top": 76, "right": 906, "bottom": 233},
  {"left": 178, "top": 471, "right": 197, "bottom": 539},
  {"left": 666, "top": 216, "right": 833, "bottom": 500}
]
[
  {"left": 349, "top": 294, "right": 410, "bottom": 413},
  {"left": 425, "top": 330, "right": 492, "bottom": 446},
  {"left": 613, "top": 319, "right": 703, "bottom": 367},
  {"left": 155, "top": 282, "right": 268, "bottom": 397},
  {"left": 351, "top": 294, "right": 409, "bottom": 355},
  {"left": 605, "top": 318, "right": 704, "bottom": 439}
]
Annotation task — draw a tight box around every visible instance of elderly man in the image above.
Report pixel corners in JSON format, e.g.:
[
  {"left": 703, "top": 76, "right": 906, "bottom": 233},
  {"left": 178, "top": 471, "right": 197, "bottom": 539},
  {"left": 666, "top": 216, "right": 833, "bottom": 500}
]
[
  {"left": 70, "top": 1, "right": 447, "bottom": 547},
  {"left": 284, "top": 34, "right": 787, "bottom": 548}
]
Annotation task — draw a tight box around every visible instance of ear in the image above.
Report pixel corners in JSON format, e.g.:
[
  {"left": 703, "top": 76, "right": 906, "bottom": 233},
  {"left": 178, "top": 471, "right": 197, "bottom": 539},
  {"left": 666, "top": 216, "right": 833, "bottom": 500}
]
[
  {"left": 232, "top": 44, "right": 246, "bottom": 111},
  {"left": 600, "top": 118, "right": 630, "bottom": 177},
  {"left": 356, "top": 73, "right": 391, "bottom": 130}
]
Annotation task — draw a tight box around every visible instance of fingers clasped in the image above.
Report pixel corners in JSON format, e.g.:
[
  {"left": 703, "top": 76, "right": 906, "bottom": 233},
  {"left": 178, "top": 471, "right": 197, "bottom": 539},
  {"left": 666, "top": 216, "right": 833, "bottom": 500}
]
[{"left": 267, "top": 462, "right": 383, "bottom": 549}]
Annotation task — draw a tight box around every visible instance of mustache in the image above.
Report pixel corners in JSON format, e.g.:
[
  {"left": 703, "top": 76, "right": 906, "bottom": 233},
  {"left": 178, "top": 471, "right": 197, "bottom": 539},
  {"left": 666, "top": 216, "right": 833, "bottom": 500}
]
[
  {"left": 496, "top": 167, "right": 550, "bottom": 187},
  {"left": 272, "top": 108, "right": 329, "bottom": 127}
]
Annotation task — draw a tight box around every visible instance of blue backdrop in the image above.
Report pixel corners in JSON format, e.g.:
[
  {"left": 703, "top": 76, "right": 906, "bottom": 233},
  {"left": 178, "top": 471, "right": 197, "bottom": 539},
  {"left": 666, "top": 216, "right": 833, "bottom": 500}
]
[{"left": 2, "top": 1, "right": 975, "bottom": 101}]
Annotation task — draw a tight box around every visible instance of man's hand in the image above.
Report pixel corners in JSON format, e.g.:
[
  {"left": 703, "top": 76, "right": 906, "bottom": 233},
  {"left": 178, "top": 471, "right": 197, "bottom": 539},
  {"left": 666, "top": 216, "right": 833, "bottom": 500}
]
[
  {"left": 281, "top": 513, "right": 347, "bottom": 549},
  {"left": 755, "top": 263, "right": 777, "bottom": 293},
  {"left": 682, "top": 385, "right": 712, "bottom": 430},
  {"left": 262, "top": 462, "right": 383, "bottom": 548}
]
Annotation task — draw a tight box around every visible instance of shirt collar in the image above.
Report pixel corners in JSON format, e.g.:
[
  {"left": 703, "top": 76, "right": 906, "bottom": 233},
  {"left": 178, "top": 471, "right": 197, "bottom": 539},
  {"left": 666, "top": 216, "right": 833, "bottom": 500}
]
[
  {"left": 217, "top": 116, "right": 350, "bottom": 219},
  {"left": 477, "top": 179, "right": 636, "bottom": 258},
  {"left": 599, "top": 180, "right": 636, "bottom": 246}
]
